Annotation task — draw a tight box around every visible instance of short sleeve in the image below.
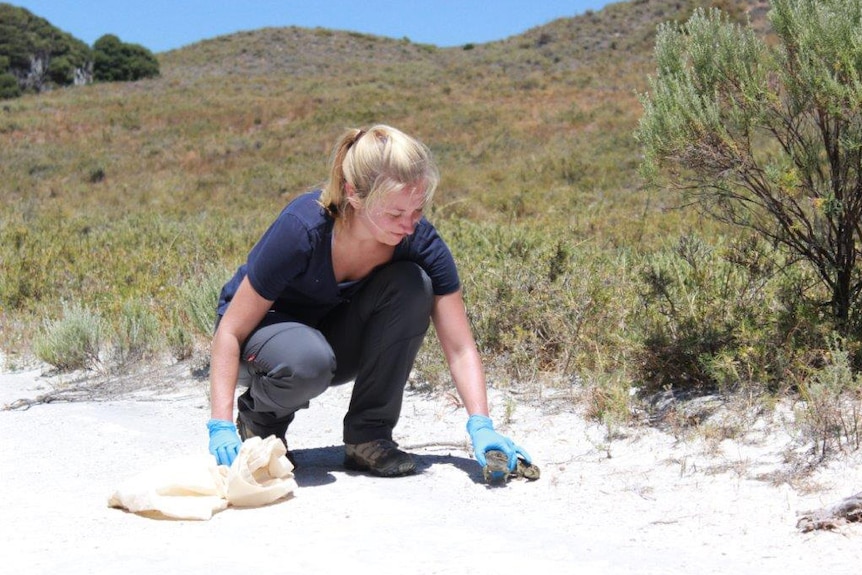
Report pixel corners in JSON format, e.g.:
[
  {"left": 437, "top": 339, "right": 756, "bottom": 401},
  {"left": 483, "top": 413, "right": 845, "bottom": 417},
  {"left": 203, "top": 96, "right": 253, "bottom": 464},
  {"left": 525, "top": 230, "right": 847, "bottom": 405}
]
[
  {"left": 399, "top": 220, "right": 460, "bottom": 296},
  {"left": 246, "top": 212, "right": 312, "bottom": 301}
]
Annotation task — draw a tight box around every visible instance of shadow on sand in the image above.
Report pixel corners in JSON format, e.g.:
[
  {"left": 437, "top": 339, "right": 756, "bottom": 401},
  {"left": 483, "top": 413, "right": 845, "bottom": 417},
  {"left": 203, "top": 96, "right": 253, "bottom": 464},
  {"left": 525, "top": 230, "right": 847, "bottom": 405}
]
[{"left": 290, "top": 445, "right": 487, "bottom": 487}]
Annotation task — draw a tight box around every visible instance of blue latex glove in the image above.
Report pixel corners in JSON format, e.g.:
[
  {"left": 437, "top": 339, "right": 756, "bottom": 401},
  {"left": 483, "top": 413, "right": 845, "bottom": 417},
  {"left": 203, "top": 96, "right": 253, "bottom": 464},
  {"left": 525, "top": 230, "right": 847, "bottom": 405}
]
[
  {"left": 466, "top": 414, "right": 531, "bottom": 471},
  {"left": 207, "top": 419, "right": 242, "bottom": 467}
]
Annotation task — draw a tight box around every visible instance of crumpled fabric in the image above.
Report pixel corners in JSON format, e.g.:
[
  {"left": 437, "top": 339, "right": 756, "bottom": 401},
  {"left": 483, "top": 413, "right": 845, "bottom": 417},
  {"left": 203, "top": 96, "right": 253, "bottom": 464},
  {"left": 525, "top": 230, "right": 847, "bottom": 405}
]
[{"left": 108, "top": 435, "right": 296, "bottom": 520}]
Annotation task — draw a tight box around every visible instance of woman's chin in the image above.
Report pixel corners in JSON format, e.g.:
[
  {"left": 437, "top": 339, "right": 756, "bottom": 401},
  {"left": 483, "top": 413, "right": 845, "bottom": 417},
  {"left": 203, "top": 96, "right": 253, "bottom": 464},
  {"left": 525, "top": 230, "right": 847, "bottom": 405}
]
[{"left": 383, "top": 233, "right": 407, "bottom": 245}]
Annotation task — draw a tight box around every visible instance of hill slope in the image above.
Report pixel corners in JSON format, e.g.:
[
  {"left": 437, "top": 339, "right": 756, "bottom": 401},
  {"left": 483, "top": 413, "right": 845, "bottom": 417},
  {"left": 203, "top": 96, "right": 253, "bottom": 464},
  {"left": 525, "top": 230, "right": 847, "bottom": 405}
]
[
  {"left": 159, "top": 0, "right": 750, "bottom": 80},
  {"left": 0, "top": 0, "right": 769, "bottom": 374}
]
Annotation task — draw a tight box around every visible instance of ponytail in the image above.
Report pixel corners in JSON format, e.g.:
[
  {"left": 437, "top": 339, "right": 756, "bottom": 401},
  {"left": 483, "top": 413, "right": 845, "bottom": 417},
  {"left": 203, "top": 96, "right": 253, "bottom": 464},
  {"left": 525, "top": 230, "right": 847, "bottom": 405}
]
[{"left": 319, "top": 128, "right": 364, "bottom": 218}]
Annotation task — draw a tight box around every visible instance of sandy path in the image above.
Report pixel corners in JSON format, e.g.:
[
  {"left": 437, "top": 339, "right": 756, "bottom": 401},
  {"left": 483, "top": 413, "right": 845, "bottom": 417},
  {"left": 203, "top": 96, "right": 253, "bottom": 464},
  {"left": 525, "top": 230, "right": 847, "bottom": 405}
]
[{"left": 1, "top": 363, "right": 860, "bottom": 574}]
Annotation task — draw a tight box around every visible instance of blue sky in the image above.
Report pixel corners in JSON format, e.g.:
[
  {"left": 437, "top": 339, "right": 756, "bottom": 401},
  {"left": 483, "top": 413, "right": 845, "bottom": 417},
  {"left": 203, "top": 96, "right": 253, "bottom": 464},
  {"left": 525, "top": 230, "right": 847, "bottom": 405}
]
[{"left": 8, "top": 1, "right": 614, "bottom": 53}]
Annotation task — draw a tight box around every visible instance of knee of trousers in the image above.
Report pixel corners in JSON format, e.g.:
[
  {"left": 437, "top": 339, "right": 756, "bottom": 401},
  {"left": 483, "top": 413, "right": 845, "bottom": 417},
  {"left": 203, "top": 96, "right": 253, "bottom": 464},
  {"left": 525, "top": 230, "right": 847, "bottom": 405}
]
[
  {"left": 247, "top": 329, "right": 336, "bottom": 413},
  {"left": 376, "top": 261, "right": 434, "bottom": 322}
]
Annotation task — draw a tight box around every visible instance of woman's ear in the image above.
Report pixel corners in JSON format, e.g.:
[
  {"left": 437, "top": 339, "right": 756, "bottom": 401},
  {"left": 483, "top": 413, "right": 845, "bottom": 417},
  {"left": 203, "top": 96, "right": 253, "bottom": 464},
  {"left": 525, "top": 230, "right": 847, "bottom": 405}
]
[{"left": 345, "top": 183, "right": 362, "bottom": 209}]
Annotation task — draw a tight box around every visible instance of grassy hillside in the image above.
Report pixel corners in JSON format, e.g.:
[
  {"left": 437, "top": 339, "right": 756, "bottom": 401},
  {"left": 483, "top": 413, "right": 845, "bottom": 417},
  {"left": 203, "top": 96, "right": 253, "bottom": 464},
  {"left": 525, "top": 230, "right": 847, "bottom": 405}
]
[{"left": 3, "top": 0, "right": 813, "bottom": 403}]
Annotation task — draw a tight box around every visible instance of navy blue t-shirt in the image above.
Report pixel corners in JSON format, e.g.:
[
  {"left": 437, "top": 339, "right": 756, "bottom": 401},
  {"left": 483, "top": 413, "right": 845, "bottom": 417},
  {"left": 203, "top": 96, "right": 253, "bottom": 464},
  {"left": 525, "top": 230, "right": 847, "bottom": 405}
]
[{"left": 217, "top": 190, "right": 460, "bottom": 326}]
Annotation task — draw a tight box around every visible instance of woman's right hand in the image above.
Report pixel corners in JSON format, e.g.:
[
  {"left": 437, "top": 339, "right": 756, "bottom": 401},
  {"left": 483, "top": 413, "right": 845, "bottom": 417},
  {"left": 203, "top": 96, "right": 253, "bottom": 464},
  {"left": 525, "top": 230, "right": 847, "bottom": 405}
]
[
  {"left": 207, "top": 419, "right": 242, "bottom": 466},
  {"left": 208, "top": 276, "right": 274, "bottom": 465}
]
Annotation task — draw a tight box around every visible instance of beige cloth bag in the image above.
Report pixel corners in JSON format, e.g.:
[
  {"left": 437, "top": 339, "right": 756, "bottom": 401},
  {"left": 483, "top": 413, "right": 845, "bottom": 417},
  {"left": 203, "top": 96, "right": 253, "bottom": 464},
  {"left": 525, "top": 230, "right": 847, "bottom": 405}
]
[{"left": 108, "top": 435, "right": 297, "bottom": 520}]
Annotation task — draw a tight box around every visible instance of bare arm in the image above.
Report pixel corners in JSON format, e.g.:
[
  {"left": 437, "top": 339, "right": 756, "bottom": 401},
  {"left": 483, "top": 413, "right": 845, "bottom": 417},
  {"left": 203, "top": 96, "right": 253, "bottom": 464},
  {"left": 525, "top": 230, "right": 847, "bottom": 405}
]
[
  {"left": 431, "top": 290, "right": 489, "bottom": 417},
  {"left": 209, "top": 276, "right": 273, "bottom": 421}
]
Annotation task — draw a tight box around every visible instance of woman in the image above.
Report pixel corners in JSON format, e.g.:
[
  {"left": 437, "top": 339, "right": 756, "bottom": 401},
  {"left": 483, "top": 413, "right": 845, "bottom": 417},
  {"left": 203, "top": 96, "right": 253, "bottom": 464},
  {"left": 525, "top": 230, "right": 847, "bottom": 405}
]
[{"left": 207, "top": 124, "right": 531, "bottom": 478}]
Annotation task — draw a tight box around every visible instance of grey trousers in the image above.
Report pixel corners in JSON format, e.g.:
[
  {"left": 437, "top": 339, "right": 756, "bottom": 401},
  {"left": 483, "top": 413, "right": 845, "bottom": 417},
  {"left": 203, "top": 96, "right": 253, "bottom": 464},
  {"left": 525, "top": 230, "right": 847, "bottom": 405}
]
[{"left": 234, "top": 262, "right": 434, "bottom": 444}]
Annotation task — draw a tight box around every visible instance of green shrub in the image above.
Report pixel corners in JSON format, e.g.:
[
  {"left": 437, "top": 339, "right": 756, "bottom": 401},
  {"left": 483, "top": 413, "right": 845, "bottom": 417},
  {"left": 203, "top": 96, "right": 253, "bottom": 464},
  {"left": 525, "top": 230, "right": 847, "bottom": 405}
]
[
  {"left": 34, "top": 303, "right": 103, "bottom": 371},
  {"left": 633, "top": 233, "right": 830, "bottom": 396},
  {"left": 583, "top": 370, "right": 633, "bottom": 427},
  {"left": 93, "top": 34, "right": 159, "bottom": 82},
  {"left": 167, "top": 311, "right": 195, "bottom": 361},
  {"left": 112, "top": 299, "right": 161, "bottom": 366},
  {"left": 0, "top": 72, "right": 19, "bottom": 99},
  {"left": 0, "top": 4, "right": 92, "bottom": 93},
  {"left": 47, "top": 56, "right": 74, "bottom": 84},
  {"left": 796, "top": 335, "right": 862, "bottom": 459},
  {"left": 435, "top": 218, "right": 634, "bottom": 384},
  {"left": 168, "top": 264, "right": 240, "bottom": 371},
  {"left": 177, "top": 266, "right": 227, "bottom": 338},
  {"left": 637, "top": 2, "right": 862, "bottom": 330}
]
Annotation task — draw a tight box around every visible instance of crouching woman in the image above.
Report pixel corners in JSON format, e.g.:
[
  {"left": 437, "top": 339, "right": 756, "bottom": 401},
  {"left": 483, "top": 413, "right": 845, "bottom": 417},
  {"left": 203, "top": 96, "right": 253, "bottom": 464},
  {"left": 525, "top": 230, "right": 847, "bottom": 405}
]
[{"left": 206, "top": 124, "right": 531, "bottom": 477}]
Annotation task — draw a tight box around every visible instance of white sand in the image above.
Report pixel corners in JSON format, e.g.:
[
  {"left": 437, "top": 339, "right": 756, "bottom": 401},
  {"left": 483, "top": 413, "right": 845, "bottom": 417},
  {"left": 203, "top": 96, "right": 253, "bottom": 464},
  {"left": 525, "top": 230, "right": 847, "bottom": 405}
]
[{"left": 1, "top": 359, "right": 860, "bottom": 575}]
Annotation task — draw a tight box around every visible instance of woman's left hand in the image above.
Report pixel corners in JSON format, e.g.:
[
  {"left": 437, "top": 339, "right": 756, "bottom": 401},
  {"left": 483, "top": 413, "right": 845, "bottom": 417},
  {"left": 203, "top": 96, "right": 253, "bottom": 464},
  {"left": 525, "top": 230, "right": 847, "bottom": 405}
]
[{"left": 466, "top": 414, "right": 531, "bottom": 471}]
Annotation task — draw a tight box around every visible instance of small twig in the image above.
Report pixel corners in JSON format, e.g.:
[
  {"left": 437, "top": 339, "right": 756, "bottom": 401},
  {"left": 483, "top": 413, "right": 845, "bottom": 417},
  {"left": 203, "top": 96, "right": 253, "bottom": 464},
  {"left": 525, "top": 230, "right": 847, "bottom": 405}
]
[
  {"left": 401, "top": 441, "right": 469, "bottom": 451},
  {"left": 3, "top": 387, "right": 102, "bottom": 411},
  {"left": 542, "top": 456, "right": 577, "bottom": 467}
]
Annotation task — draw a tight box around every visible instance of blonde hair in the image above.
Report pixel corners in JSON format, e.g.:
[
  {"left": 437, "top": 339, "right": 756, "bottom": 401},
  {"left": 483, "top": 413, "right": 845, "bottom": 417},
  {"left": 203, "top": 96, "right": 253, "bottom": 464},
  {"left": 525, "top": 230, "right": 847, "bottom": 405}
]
[{"left": 319, "top": 124, "right": 439, "bottom": 220}]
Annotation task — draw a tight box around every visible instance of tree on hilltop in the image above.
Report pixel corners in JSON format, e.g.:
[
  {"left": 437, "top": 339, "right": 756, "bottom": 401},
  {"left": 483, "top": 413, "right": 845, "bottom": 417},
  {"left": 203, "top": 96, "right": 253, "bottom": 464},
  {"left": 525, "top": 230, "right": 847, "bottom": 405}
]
[
  {"left": 0, "top": 4, "right": 160, "bottom": 98},
  {"left": 0, "top": 2, "right": 92, "bottom": 95},
  {"left": 93, "top": 34, "right": 159, "bottom": 82},
  {"left": 637, "top": 0, "right": 862, "bottom": 332}
]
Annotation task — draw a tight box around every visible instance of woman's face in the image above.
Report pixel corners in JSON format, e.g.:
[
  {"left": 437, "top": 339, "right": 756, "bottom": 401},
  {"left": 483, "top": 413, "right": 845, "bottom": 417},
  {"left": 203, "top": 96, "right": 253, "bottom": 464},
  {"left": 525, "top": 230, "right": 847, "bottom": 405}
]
[{"left": 356, "top": 186, "right": 425, "bottom": 246}]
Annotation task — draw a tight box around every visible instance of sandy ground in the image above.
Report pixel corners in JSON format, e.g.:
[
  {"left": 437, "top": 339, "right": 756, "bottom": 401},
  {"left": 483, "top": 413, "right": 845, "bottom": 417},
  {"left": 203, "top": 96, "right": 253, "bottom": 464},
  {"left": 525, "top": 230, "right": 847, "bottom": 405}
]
[{"left": 1, "top": 356, "right": 861, "bottom": 575}]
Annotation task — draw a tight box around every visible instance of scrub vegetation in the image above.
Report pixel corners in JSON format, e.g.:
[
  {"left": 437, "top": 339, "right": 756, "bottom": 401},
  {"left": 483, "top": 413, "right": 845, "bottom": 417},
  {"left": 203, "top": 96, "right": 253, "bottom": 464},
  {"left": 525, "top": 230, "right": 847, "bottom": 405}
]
[
  {"left": 0, "top": 3, "right": 160, "bottom": 97},
  {"left": 2, "top": 0, "right": 860, "bottom": 458}
]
